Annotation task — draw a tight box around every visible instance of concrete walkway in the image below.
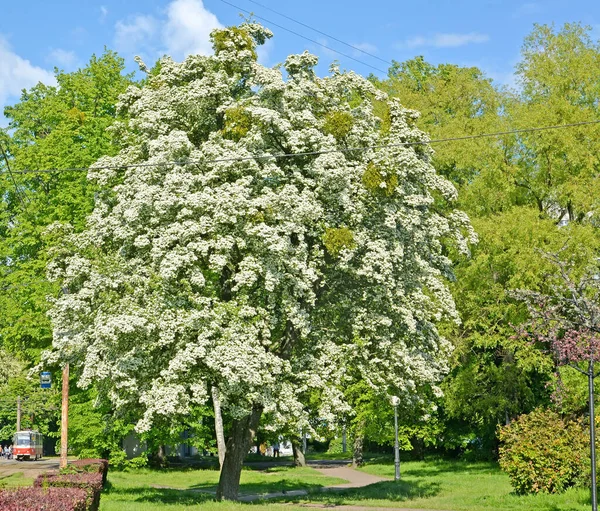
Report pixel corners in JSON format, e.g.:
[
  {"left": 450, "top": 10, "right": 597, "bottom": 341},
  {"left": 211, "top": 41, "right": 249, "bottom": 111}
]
[
  {"left": 151, "top": 464, "right": 389, "bottom": 502},
  {"left": 235, "top": 465, "right": 389, "bottom": 502},
  {"left": 295, "top": 506, "right": 448, "bottom": 511},
  {"left": 312, "top": 466, "right": 388, "bottom": 488}
]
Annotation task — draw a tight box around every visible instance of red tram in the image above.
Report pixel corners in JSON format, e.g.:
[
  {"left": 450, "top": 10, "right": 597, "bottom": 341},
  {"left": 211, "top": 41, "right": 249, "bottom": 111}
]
[{"left": 12, "top": 430, "right": 43, "bottom": 461}]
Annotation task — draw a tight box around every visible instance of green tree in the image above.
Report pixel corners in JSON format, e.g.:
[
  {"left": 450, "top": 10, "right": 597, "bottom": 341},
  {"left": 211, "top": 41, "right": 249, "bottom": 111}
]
[
  {"left": 0, "top": 50, "right": 134, "bottom": 361},
  {"left": 0, "top": 50, "right": 134, "bottom": 456},
  {"left": 374, "top": 22, "right": 600, "bottom": 456},
  {"left": 46, "top": 22, "right": 473, "bottom": 500}
]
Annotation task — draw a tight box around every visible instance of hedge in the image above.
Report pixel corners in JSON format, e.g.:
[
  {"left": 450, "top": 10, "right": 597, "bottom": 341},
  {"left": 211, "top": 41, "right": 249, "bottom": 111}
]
[
  {"left": 0, "top": 486, "right": 88, "bottom": 511},
  {"left": 35, "top": 472, "right": 103, "bottom": 511},
  {"left": 70, "top": 458, "right": 109, "bottom": 486}
]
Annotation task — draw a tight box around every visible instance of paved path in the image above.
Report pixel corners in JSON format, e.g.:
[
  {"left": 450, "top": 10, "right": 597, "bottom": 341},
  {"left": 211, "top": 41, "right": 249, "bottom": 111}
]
[
  {"left": 294, "top": 505, "right": 448, "bottom": 511},
  {"left": 151, "top": 464, "right": 388, "bottom": 502},
  {"left": 312, "top": 466, "right": 388, "bottom": 488},
  {"left": 0, "top": 458, "right": 59, "bottom": 480}
]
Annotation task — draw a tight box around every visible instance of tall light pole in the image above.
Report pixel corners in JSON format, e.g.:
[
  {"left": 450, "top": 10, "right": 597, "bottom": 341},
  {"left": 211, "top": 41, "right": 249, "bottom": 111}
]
[
  {"left": 391, "top": 396, "right": 400, "bottom": 481},
  {"left": 60, "top": 362, "right": 69, "bottom": 469},
  {"left": 588, "top": 359, "right": 597, "bottom": 511}
]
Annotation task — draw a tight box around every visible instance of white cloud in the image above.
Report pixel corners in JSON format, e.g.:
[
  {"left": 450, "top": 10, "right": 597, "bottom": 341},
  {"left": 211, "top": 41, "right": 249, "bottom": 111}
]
[
  {"left": 114, "top": 15, "right": 158, "bottom": 55},
  {"left": 400, "top": 32, "right": 490, "bottom": 49},
  {"left": 257, "top": 37, "right": 274, "bottom": 66},
  {"left": 0, "top": 36, "right": 55, "bottom": 110},
  {"left": 114, "top": 0, "right": 222, "bottom": 63},
  {"left": 47, "top": 48, "right": 78, "bottom": 70},
  {"left": 316, "top": 38, "right": 338, "bottom": 59},
  {"left": 351, "top": 42, "right": 378, "bottom": 58},
  {"left": 100, "top": 6, "right": 108, "bottom": 22},
  {"left": 513, "top": 2, "right": 541, "bottom": 17},
  {"left": 163, "top": 0, "right": 222, "bottom": 58},
  {"left": 113, "top": 0, "right": 222, "bottom": 62}
]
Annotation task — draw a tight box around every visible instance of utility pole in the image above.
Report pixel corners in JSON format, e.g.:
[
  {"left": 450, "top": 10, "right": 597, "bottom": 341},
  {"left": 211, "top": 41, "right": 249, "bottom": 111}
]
[
  {"left": 60, "top": 363, "right": 69, "bottom": 469},
  {"left": 16, "top": 396, "right": 21, "bottom": 432},
  {"left": 391, "top": 396, "right": 400, "bottom": 481}
]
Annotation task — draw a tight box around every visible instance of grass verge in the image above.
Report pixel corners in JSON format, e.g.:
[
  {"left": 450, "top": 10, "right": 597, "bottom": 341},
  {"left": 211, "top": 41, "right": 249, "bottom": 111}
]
[{"left": 279, "top": 459, "right": 592, "bottom": 511}]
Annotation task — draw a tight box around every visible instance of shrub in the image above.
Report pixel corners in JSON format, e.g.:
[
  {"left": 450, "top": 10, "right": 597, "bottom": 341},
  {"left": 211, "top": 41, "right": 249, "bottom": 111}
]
[
  {"left": 35, "top": 472, "right": 103, "bottom": 511},
  {"left": 124, "top": 455, "right": 148, "bottom": 470},
  {"left": 327, "top": 436, "right": 344, "bottom": 454},
  {"left": 0, "top": 487, "right": 88, "bottom": 511},
  {"left": 498, "top": 408, "right": 589, "bottom": 494},
  {"left": 70, "top": 458, "right": 109, "bottom": 485}
]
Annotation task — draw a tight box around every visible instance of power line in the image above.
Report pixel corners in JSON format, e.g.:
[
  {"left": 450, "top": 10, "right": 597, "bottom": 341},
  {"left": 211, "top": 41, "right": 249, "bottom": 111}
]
[
  {"left": 7, "top": 119, "right": 600, "bottom": 176},
  {"left": 218, "top": 0, "right": 388, "bottom": 74},
  {"left": 244, "top": 0, "right": 392, "bottom": 67},
  {"left": 0, "top": 141, "right": 30, "bottom": 210}
]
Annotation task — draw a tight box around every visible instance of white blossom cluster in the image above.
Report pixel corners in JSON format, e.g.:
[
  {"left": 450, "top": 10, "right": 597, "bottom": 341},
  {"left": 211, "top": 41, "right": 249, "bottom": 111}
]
[{"left": 45, "top": 23, "right": 476, "bottom": 433}]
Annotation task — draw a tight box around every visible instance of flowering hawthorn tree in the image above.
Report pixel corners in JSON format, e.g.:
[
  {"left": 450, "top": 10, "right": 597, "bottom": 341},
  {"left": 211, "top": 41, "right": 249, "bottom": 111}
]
[
  {"left": 516, "top": 252, "right": 600, "bottom": 509},
  {"left": 45, "top": 23, "right": 475, "bottom": 499}
]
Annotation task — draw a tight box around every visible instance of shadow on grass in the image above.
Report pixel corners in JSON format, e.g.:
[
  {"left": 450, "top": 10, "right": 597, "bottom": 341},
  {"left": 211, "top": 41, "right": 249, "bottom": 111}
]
[
  {"left": 102, "top": 486, "right": 215, "bottom": 506},
  {"left": 398, "top": 461, "right": 500, "bottom": 477},
  {"left": 187, "top": 479, "right": 334, "bottom": 495},
  {"left": 272, "top": 479, "right": 442, "bottom": 506}
]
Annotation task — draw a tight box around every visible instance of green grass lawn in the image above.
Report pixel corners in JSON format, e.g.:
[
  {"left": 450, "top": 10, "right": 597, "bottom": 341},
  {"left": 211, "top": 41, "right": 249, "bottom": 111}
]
[
  {"left": 3, "top": 457, "right": 594, "bottom": 510},
  {"left": 281, "top": 458, "right": 592, "bottom": 511},
  {"left": 0, "top": 472, "right": 32, "bottom": 488},
  {"left": 100, "top": 465, "right": 346, "bottom": 511}
]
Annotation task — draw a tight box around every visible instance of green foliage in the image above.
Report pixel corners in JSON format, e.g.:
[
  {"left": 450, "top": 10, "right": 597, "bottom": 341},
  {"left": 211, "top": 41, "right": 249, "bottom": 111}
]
[
  {"left": 222, "top": 107, "right": 252, "bottom": 141},
  {"left": 0, "top": 50, "right": 133, "bottom": 362},
  {"left": 0, "top": 371, "right": 60, "bottom": 443},
  {"left": 322, "top": 227, "right": 355, "bottom": 256},
  {"left": 498, "top": 408, "right": 589, "bottom": 494},
  {"left": 212, "top": 26, "right": 258, "bottom": 61},
  {"left": 374, "top": 23, "right": 600, "bottom": 459},
  {"left": 361, "top": 162, "right": 398, "bottom": 196},
  {"left": 323, "top": 111, "right": 354, "bottom": 141},
  {"left": 326, "top": 436, "right": 344, "bottom": 454}
]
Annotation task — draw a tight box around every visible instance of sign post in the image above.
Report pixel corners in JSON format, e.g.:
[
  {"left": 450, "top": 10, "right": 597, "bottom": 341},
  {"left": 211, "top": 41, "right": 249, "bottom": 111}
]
[{"left": 40, "top": 372, "right": 52, "bottom": 389}]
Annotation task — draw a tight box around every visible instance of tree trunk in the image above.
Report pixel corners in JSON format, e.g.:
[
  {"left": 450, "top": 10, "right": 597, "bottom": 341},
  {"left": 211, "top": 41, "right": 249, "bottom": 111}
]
[
  {"left": 157, "top": 444, "right": 166, "bottom": 467},
  {"left": 352, "top": 424, "right": 365, "bottom": 468},
  {"left": 216, "top": 406, "right": 262, "bottom": 501},
  {"left": 211, "top": 386, "right": 226, "bottom": 470},
  {"left": 291, "top": 438, "right": 306, "bottom": 467}
]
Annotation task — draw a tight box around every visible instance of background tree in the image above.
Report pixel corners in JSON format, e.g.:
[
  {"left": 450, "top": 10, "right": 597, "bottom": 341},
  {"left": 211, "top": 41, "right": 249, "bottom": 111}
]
[
  {"left": 0, "top": 50, "right": 134, "bottom": 454},
  {"left": 373, "top": 22, "right": 600, "bottom": 457}
]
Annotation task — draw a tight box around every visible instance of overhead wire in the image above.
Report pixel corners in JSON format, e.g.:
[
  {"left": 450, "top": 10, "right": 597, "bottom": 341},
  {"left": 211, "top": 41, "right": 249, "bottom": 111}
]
[
  {"left": 218, "top": 0, "right": 389, "bottom": 74},
  {"left": 0, "top": 141, "right": 30, "bottom": 210},
  {"left": 244, "top": 0, "right": 393, "bottom": 67},
  {"left": 6, "top": 119, "right": 600, "bottom": 176}
]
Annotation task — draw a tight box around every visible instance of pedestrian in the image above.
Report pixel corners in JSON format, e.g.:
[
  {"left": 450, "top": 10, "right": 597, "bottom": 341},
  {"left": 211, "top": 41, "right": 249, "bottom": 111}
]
[
  {"left": 8, "top": 445, "right": 12, "bottom": 460},
  {"left": 273, "top": 441, "right": 280, "bottom": 458}
]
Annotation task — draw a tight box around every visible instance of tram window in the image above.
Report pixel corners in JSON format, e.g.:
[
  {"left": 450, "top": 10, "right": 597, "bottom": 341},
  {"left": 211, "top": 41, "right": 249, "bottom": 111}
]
[{"left": 15, "top": 433, "right": 31, "bottom": 446}]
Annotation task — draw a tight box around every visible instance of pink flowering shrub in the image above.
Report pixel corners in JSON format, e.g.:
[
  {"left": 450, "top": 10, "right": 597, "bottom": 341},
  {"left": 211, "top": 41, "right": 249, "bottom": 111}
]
[
  {"left": 69, "top": 458, "right": 109, "bottom": 485},
  {"left": 35, "top": 472, "right": 103, "bottom": 511},
  {"left": 0, "top": 487, "right": 88, "bottom": 511}
]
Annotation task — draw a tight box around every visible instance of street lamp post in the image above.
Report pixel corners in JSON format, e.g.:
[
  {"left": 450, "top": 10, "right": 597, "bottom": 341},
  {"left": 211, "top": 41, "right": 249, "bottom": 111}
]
[
  {"left": 589, "top": 359, "right": 598, "bottom": 511},
  {"left": 391, "top": 396, "right": 400, "bottom": 481}
]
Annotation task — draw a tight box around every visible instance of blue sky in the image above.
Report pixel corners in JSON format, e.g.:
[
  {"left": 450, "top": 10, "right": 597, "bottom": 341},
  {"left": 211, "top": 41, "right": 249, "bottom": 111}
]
[{"left": 1, "top": 0, "right": 599, "bottom": 115}]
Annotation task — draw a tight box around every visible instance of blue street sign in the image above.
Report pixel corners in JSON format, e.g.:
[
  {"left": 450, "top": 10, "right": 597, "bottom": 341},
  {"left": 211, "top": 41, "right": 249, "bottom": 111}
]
[{"left": 40, "top": 372, "right": 52, "bottom": 389}]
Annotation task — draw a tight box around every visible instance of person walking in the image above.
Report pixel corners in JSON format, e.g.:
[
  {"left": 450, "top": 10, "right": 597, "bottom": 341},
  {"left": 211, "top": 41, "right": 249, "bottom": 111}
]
[{"left": 273, "top": 441, "right": 280, "bottom": 458}]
